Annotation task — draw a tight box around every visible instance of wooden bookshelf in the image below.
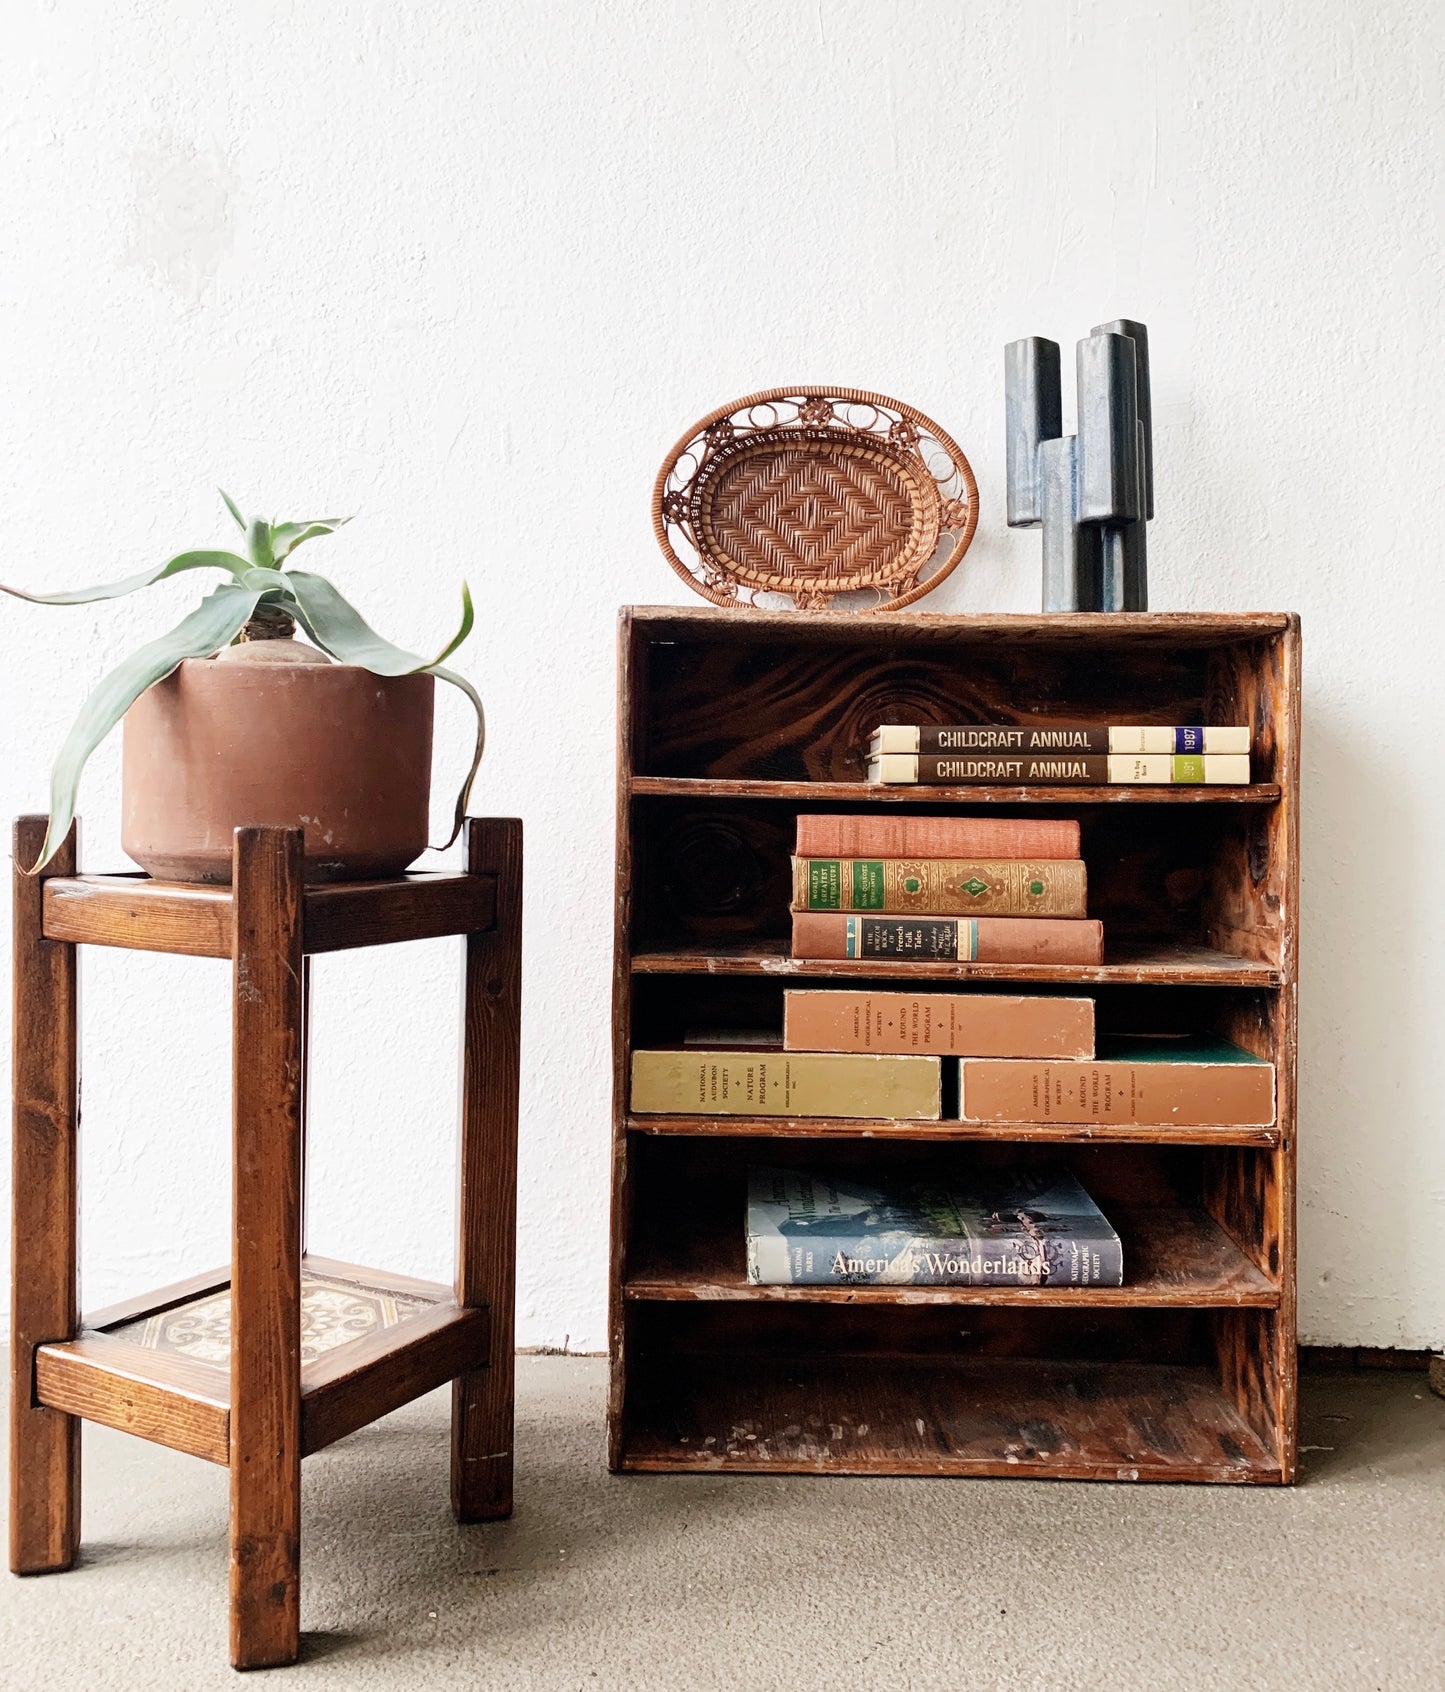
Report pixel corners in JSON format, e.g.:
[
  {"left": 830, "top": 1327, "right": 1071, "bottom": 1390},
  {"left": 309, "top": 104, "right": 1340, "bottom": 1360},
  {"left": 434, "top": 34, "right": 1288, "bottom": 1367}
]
[{"left": 610, "top": 607, "right": 1300, "bottom": 1484}]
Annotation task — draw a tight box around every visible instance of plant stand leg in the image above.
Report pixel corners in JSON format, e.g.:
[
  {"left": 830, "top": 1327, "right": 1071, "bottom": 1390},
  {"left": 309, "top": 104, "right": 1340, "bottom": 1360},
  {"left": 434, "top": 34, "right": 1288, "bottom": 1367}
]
[
  {"left": 9, "top": 817, "right": 80, "bottom": 1576},
  {"left": 452, "top": 818, "right": 523, "bottom": 1522},
  {"left": 228, "top": 826, "right": 304, "bottom": 1669}
]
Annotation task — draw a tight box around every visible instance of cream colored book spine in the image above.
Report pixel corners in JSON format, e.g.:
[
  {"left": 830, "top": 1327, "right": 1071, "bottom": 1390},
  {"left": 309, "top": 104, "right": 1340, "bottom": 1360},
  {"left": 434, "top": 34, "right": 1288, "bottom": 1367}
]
[
  {"left": 1105, "top": 754, "right": 1252, "bottom": 784},
  {"left": 630, "top": 1049, "right": 942, "bottom": 1120},
  {"left": 1108, "top": 726, "right": 1251, "bottom": 754}
]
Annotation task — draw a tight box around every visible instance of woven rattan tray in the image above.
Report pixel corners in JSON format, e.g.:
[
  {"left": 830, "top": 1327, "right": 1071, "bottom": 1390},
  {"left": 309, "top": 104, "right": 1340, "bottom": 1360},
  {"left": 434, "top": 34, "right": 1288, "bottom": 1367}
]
[{"left": 652, "top": 387, "right": 978, "bottom": 611}]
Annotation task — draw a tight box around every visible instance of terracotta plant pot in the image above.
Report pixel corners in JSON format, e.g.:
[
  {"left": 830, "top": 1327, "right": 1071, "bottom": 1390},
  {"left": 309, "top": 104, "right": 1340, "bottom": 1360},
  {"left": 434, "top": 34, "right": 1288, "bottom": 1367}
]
[{"left": 121, "top": 641, "right": 435, "bottom": 883}]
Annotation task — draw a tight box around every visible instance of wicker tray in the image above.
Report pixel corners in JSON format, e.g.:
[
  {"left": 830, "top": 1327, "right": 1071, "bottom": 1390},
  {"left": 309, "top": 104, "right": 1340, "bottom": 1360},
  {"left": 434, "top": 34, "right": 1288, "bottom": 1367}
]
[{"left": 652, "top": 387, "right": 978, "bottom": 611}]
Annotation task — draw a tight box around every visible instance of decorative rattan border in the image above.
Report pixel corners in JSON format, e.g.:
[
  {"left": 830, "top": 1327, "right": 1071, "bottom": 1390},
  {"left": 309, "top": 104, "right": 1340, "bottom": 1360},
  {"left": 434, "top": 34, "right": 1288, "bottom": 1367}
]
[{"left": 651, "top": 386, "right": 979, "bottom": 612}]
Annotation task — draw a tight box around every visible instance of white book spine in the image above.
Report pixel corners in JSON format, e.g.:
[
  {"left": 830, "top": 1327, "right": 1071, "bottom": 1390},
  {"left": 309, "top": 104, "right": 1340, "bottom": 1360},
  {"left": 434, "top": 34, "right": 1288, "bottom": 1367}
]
[
  {"left": 1107, "top": 726, "right": 1252, "bottom": 754},
  {"left": 869, "top": 725, "right": 922, "bottom": 755},
  {"left": 866, "top": 753, "right": 918, "bottom": 783},
  {"left": 1105, "top": 754, "right": 1251, "bottom": 784}
]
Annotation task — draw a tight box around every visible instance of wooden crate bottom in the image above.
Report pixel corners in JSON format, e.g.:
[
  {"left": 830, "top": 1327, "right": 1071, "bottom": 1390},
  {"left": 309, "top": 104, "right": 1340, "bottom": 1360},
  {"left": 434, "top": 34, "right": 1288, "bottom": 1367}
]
[{"left": 620, "top": 1354, "right": 1281, "bottom": 1483}]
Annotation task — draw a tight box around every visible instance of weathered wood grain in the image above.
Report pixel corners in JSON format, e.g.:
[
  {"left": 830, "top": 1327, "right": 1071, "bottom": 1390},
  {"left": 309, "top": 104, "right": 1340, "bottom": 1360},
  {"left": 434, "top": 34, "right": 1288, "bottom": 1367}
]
[
  {"left": 39, "top": 871, "right": 495, "bottom": 960},
  {"left": 627, "top": 605, "right": 1294, "bottom": 642},
  {"left": 625, "top": 1206, "right": 1276, "bottom": 1308},
  {"left": 303, "top": 1302, "right": 490, "bottom": 1457},
  {"left": 10, "top": 817, "right": 81, "bottom": 1575},
  {"left": 632, "top": 776, "right": 1282, "bottom": 804},
  {"left": 303, "top": 873, "right": 496, "bottom": 952},
  {"left": 452, "top": 817, "right": 522, "bottom": 1522},
  {"left": 626, "top": 1114, "right": 1280, "bottom": 1146},
  {"left": 298, "top": 1254, "right": 452, "bottom": 1302},
  {"left": 621, "top": 1354, "right": 1281, "bottom": 1482},
  {"left": 608, "top": 612, "right": 641, "bottom": 1468},
  {"left": 630, "top": 938, "right": 1282, "bottom": 986},
  {"left": 229, "top": 827, "right": 304, "bottom": 1669},
  {"left": 36, "top": 1334, "right": 230, "bottom": 1465},
  {"left": 84, "top": 1266, "right": 233, "bottom": 1332},
  {"left": 43, "top": 874, "right": 231, "bottom": 956}
]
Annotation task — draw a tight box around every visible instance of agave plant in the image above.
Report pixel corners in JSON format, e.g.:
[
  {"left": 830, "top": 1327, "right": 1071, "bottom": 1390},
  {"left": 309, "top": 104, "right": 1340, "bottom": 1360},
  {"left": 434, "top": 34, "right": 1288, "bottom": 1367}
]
[{"left": 3, "top": 491, "right": 484, "bottom": 871}]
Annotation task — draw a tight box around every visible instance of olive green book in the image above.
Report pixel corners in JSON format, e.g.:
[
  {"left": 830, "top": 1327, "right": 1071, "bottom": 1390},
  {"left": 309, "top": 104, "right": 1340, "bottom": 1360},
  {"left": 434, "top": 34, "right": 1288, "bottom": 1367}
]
[
  {"left": 630, "top": 1048, "right": 943, "bottom": 1120},
  {"left": 791, "top": 856, "right": 1086, "bottom": 918}
]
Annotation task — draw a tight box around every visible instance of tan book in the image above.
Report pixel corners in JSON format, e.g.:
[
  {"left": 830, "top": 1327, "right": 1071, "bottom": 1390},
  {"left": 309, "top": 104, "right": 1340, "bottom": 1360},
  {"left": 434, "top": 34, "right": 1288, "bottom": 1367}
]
[
  {"left": 630, "top": 1048, "right": 942, "bottom": 1120},
  {"left": 783, "top": 989, "right": 1095, "bottom": 1058},
  {"left": 792, "top": 856, "right": 1086, "bottom": 918},
  {"left": 795, "top": 813, "right": 1081, "bottom": 860},
  {"left": 959, "top": 1037, "right": 1275, "bottom": 1127}
]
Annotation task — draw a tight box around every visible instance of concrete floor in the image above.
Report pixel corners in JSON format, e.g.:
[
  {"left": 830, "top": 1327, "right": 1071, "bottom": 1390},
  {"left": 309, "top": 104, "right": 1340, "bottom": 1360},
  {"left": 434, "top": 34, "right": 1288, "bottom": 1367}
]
[{"left": 1, "top": 1358, "right": 1441, "bottom": 1691}]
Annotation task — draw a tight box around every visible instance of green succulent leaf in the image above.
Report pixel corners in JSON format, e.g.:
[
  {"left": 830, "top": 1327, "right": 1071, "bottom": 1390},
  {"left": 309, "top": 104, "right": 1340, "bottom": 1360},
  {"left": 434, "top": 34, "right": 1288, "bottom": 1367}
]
[
  {"left": 270, "top": 517, "right": 351, "bottom": 561},
  {"left": 245, "top": 517, "right": 276, "bottom": 571},
  {"left": 28, "top": 583, "right": 262, "bottom": 873},
  {"left": 283, "top": 569, "right": 473, "bottom": 673},
  {"left": 219, "top": 488, "right": 246, "bottom": 530},
  {"left": 240, "top": 567, "right": 292, "bottom": 595},
  {"left": 426, "top": 664, "right": 486, "bottom": 850},
  {"left": 284, "top": 569, "right": 482, "bottom": 850},
  {"left": 1, "top": 549, "right": 250, "bottom": 607}
]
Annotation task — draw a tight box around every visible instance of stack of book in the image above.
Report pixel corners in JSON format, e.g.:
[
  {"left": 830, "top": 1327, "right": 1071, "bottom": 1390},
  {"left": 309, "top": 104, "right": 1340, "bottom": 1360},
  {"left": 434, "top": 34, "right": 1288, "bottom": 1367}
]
[
  {"left": 630, "top": 988, "right": 1276, "bottom": 1287},
  {"left": 630, "top": 992, "right": 1273, "bottom": 1129},
  {"left": 788, "top": 812, "right": 1103, "bottom": 965},
  {"left": 866, "top": 722, "right": 1251, "bottom": 786}
]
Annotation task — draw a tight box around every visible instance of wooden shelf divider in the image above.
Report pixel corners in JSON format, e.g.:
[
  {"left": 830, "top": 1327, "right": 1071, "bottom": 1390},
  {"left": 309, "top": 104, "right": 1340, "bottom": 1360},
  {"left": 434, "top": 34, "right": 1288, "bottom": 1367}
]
[
  {"left": 626, "top": 1115, "right": 1281, "bottom": 1147},
  {"left": 632, "top": 776, "right": 1283, "bottom": 805},
  {"left": 631, "top": 940, "right": 1282, "bottom": 987},
  {"left": 625, "top": 1206, "right": 1278, "bottom": 1309}
]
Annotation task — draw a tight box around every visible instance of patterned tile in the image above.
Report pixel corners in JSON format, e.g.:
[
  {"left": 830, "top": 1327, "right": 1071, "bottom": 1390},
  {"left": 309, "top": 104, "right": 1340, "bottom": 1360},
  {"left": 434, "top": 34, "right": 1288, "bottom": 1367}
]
[{"left": 114, "top": 1273, "right": 434, "bottom": 1367}]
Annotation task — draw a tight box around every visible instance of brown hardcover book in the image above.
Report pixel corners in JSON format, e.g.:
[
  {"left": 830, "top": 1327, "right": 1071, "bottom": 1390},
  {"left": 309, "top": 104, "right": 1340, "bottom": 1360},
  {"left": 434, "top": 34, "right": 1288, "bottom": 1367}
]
[
  {"left": 783, "top": 989, "right": 1095, "bottom": 1058},
  {"left": 795, "top": 814, "right": 1080, "bottom": 859},
  {"left": 792, "top": 856, "right": 1087, "bottom": 918},
  {"left": 790, "top": 912, "right": 1104, "bottom": 965},
  {"left": 630, "top": 1048, "right": 942, "bottom": 1119},
  {"left": 959, "top": 1037, "right": 1276, "bottom": 1127}
]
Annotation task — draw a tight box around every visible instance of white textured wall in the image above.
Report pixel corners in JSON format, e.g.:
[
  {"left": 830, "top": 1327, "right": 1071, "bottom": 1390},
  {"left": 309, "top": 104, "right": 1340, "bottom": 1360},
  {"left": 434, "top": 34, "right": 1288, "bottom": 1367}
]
[{"left": 2, "top": 1, "right": 1441, "bottom": 1350}]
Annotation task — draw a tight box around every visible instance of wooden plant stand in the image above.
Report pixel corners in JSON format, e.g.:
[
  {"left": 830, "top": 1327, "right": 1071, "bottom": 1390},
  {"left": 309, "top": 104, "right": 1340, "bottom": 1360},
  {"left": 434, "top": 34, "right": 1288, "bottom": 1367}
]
[
  {"left": 610, "top": 608, "right": 1299, "bottom": 1485},
  {"left": 9, "top": 816, "right": 522, "bottom": 1669}
]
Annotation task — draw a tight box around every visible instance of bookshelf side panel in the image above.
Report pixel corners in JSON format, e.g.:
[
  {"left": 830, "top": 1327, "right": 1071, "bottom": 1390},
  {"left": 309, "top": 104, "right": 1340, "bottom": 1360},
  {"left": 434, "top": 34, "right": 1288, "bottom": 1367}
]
[
  {"left": 608, "top": 612, "right": 644, "bottom": 1468},
  {"left": 1203, "top": 634, "right": 1295, "bottom": 971}
]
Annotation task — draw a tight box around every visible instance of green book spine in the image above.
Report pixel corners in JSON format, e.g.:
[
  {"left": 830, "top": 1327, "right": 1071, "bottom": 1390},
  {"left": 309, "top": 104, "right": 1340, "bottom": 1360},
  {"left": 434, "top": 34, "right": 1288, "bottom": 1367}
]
[{"left": 792, "top": 857, "right": 1087, "bottom": 918}]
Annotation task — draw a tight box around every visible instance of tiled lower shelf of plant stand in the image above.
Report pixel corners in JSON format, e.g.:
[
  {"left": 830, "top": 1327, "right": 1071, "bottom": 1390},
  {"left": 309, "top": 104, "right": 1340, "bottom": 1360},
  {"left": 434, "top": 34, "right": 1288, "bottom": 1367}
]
[{"left": 33, "top": 1254, "right": 489, "bottom": 1464}]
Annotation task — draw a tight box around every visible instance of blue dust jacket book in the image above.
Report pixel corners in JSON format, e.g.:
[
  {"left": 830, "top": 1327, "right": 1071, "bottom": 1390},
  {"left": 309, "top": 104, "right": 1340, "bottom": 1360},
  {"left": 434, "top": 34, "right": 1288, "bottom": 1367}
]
[{"left": 746, "top": 1165, "right": 1123, "bottom": 1287}]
